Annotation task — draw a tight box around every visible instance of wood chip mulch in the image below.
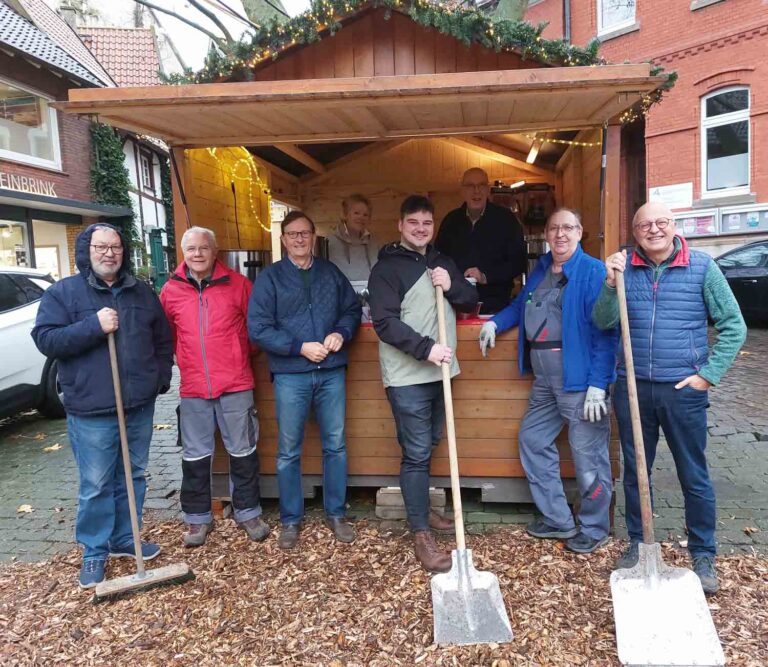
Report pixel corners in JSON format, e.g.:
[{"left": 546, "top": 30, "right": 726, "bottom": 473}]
[{"left": 1, "top": 520, "right": 766, "bottom": 666}]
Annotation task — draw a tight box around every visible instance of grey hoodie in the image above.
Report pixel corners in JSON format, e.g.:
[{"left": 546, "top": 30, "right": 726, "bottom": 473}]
[{"left": 327, "top": 222, "right": 379, "bottom": 282}]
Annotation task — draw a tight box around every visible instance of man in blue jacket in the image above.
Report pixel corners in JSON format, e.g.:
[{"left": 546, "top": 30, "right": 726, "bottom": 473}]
[
  {"left": 32, "top": 223, "right": 173, "bottom": 589},
  {"left": 479, "top": 209, "right": 618, "bottom": 553},
  {"left": 248, "top": 211, "right": 361, "bottom": 550}
]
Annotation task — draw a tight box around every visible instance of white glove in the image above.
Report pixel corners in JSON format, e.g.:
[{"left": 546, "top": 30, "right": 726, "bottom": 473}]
[
  {"left": 583, "top": 386, "right": 608, "bottom": 423},
  {"left": 479, "top": 321, "right": 497, "bottom": 358}
]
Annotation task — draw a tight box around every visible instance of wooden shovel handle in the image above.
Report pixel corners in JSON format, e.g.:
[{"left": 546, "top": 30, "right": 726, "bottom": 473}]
[
  {"left": 108, "top": 332, "right": 147, "bottom": 575},
  {"left": 615, "top": 272, "right": 655, "bottom": 544},
  {"left": 435, "top": 285, "right": 466, "bottom": 550}
]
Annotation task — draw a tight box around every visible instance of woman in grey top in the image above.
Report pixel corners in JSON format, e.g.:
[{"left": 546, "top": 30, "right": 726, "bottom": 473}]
[{"left": 328, "top": 194, "right": 380, "bottom": 282}]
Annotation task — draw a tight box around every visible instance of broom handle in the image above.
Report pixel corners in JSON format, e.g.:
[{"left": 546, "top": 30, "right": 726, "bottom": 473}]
[
  {"left": 435, "top": 285, "right": 466, "bottom": 551},
  {"left": 108, "top": 333, "right": 147, "bottom": 576},
  {"left": 615, "top": 273, "right": 655, "bottom": 544}
]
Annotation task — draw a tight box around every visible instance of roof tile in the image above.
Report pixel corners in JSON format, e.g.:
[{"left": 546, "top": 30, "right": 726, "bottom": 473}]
[{"left": 79, "top": 27, "right": 162, "bottom": 88}]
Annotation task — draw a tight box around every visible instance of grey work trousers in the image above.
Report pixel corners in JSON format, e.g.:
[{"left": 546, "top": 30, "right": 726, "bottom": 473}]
[
  {"left": 519, "top": 350, "right": 612, "bottom": 540},
  {"left": 179, "top": 390, "right": 262, "bottom": 525}
]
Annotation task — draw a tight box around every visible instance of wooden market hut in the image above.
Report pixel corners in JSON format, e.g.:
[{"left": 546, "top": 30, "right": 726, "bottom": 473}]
[{"left": 59, "top": 4, "right": 669, "bottom": 503}]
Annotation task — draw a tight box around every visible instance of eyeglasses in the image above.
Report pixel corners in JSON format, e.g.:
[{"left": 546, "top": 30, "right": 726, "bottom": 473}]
[
  {"left": 90, "top": 244, "right": 124, "bottom": 255},
  {"left": 634, "top": 217, "right": 673, "bottom": 233},
  {"left": 461, "top": 183, "right": 489, "bottom": 191},
  {"left": 185, "top": 245, "right": 212, "bottom": 254},
  {"left": 546, "top": 224, "right": 580, "bottom": 235},
  {"left": 283, "top": 230, "right": 314, "bottom": 240}
]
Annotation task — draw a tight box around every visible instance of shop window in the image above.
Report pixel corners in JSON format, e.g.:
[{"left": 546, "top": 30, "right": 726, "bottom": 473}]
[
  {"left": 0, "top": 78, "right": 61, "bottom": 170},
  {"left": 0, "top": 222, "right": 29, "bottom": 268},
  {"left": 140, "top": 152, "right": 154, "bottom": 192},
  {"left": 597, "top": 0, "right": 636, "bottom": 35},
  {"left": 701, "top": 87, "right": 750, "bottom": 198}
]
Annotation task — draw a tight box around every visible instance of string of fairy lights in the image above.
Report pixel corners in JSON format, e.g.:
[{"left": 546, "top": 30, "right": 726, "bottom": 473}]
[
  {"left": 524, "top": 133, "right": 602, "bottom": 148},
  {"left": 206, "top": 147, "right": 273, "bottom": 235}
]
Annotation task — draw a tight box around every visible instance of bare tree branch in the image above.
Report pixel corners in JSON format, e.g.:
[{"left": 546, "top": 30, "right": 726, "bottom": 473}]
[
  {"left": 187, "top": 0, "right": 235, "bottom": 44},
  {"left": 132, "top": 0, "right": 227, "bottom": 47},
  {"left": 147, "top": 7, "right": 189, "bottom": 70}
]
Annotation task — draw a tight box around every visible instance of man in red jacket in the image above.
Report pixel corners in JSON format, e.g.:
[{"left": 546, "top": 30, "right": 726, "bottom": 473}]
[{"left": 160, "top": 227, "right": 267, "bottom": 547}]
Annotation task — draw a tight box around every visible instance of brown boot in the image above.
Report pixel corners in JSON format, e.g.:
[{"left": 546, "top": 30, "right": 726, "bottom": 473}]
[
  {"left": 414, "top": 530, "right": 452, "bottom": 573},
  {"left": 428, "top": 509, "right": 455, "bottom": 533}
]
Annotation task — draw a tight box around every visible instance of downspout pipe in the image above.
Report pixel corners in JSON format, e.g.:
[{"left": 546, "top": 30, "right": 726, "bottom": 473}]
[{"left": 563, "top": 0, "right": 571, "bottom": 43}]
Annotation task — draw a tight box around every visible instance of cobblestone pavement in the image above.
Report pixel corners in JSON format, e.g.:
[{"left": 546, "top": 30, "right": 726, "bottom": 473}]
[{"left": 1, "top": 329, "right": 766, "bottom": 563}]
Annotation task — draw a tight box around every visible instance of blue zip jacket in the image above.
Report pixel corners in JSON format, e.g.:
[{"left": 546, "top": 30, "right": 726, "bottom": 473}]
[
  {"left": 248, "top": 256, "right": 362, "bottom": 374},
  {"left": 32, "top": 223, "right": 174, "bottom": 416},
  {"left": 491, "top": 245, "right": 618, "bottom": 391}
]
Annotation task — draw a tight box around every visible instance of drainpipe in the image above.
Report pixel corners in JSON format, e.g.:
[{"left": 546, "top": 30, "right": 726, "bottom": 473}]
[{"left": 563, "top": 0, "right": 571, "bottom": 44}]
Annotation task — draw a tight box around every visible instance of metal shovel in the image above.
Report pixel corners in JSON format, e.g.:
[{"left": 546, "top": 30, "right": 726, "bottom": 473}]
[
  {"left": 610, "top": 272, "right": 724, "bottom": 666},
  {"left": 431, "top": 285, "right": 513, "bottom": 646}
]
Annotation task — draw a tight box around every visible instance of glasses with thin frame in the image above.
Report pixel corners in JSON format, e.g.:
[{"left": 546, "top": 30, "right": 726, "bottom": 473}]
[
  {"left": 90, "top": 244, "right": 124, "bottom": 255},
  {"left": 283, "top": 230, "right": 314, "bottom": 240},
  {"left": 546, "top": 224, "right": 580, "bottom": 235},
  {"left": 634, "top": 218, "right": 673, "bottom": 233}
]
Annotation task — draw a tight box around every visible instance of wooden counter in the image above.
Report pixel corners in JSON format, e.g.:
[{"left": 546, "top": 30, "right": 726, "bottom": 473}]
[{"left": 213, "top": 321, "right": 619, "bottom": 502}]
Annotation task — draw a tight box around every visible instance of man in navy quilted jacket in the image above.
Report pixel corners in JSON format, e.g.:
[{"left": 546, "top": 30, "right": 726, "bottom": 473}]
[
  {"left": 32, "top": 223, "right": 173, "bottom": 589},
  {"left": 248, "top": 211, "right": 361, "bottom": 550}
]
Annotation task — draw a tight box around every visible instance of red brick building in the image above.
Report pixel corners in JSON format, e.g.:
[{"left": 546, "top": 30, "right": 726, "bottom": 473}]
[
  {"left": 0, "top": 0, "right": 130, "bottom": 277},
  {"left": 525, "top": 0, "right": 768, "bottom": 256}
]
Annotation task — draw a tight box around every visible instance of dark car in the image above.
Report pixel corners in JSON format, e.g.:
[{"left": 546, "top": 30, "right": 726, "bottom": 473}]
[{"left": 715, "top": 240, "right": 768, "bottom": 323}]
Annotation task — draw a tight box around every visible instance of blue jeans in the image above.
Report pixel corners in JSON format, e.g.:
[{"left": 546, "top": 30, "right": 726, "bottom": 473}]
[
  {"left": 386, "top": 382, "right": 445, "bottom": 532},
  {"left": 67, "top": 403, "right": 155, "bottom": 561},
  {"left": 613, "top": 378, "right": 715, "bottom": 557},
  {"left": 273, "top": 367, "right": 348, "bottom": 525}
]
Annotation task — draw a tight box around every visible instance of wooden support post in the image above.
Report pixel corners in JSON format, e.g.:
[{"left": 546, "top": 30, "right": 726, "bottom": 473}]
[
  {"left": 170, "top": 146, "right": 190, "bottom": 262},
  {"left": 602, "top": 123, "right": 622, "bottom": 260}
]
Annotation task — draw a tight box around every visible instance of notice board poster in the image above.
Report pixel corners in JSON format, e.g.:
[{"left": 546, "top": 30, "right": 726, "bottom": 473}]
[
  {"left": 720, "top": 208, "right": 768, "bottom": 234},
  {"left": 677, "top": 212, "right": 718, "bottom": 238}
]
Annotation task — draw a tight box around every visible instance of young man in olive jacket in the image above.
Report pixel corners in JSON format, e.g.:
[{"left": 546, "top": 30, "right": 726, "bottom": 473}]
[{"left": 368, "top": 195, "right": 478, "bottom": 573}]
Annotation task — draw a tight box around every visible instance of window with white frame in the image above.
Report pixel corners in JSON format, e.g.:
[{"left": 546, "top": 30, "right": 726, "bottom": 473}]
[
  {"left": 140, "top": 152, "right": 154, "bottom": 192},
  {"left": 701, "top": 87, "right": 750, "bottom": 197},
  {"left": 131, "top": 247, "right": 143, "bottom": 270},
  {"left": 0, "top": 78, "right": 62, "bottom": 170},
  {"left": 597, "top": 0, "right": 636, "bottom": 35}
]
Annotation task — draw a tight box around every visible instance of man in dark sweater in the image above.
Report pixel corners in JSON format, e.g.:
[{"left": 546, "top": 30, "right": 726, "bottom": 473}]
[{"left": 435, "top": 167, "right": 526, "bottom": 313}]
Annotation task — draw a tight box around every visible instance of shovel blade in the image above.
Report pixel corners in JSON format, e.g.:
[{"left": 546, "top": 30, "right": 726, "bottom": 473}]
[
  {"left": 431, "top": 549, "right": 513, "bottom": 646},
  {"left": 610, "top": 543, "right": 724, "bottom": 666}
]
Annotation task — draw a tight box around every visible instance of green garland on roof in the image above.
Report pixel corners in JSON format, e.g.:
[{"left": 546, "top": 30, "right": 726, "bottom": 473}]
[{"left": 164, "top": 0, "right": 602, "bottom": 85}]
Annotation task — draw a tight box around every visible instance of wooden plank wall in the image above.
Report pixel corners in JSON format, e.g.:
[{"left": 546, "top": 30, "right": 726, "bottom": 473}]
[
  {"left": 301, "top": 138, "right": 554, "bottom": 244},
  {"left": 183, "top": 147, "right": 271, "bottom": 251},
  {"left": 556, "top": 130, "right": 603, "bottom": 259},
  {"left": 252, "top": 10, "right": 535, "bottom": 82},
  {"left": 214, "top": 324, "right": 620, "bottom": 479}
]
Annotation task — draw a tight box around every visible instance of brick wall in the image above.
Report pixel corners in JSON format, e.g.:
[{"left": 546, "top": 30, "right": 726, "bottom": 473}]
[
  {"left": 0, "top": 112, "right": 94, "bottom": 203},
  {"left": 524, "top": 0, "right": 564, "bottom": 39},
  {"left": 525, "top": 0, "right": 768, "bottom": 217}
]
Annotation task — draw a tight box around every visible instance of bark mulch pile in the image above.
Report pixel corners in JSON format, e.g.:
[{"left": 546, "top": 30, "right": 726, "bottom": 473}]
[{"left": 1, "top": 520, "right": 766, "bottom": 666}]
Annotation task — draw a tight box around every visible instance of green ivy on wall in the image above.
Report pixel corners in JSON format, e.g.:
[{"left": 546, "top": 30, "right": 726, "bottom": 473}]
[
  {"left": 160, "top": 157, "right": 177, "bottom": 270},
  {"left": 90, "top": 122, "right": 139, "bottom": 247}
]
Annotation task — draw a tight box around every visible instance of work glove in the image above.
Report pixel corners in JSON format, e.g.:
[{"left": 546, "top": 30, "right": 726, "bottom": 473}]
[
  {"left": 583, "top": 386, "right": 608, "bottom": 423},
  {"left": 479, "top": 321, "right": 497, "bottom": 358}
]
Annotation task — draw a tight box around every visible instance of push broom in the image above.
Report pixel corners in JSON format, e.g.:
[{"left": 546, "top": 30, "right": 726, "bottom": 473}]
[{"left": 93, "top": 332, "right": 194, "bottom": 603}]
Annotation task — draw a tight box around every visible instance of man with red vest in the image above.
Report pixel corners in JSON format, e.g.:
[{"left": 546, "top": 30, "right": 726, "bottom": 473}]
[{"left": 161, "top": 226, "right": 267, "bottom": 547}]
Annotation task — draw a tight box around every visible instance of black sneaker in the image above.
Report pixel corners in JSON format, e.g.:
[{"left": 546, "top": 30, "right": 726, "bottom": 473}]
[
  {"left": 526, "top": 519, "right": 578, "bottom": 540},
  {"left": 692, "top": 555, "right": 720, "bottom": 595},
  {"left": 565, "top": 532, "right": 610, "bottom": 554},
  {"left": 615, "top": 540, "right": 640, "bottom": 569}
]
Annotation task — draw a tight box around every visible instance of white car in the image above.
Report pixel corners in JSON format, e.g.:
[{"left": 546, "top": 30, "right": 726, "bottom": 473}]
[{"left": 0, "top": 267, "right": 64, "bottom": 419}]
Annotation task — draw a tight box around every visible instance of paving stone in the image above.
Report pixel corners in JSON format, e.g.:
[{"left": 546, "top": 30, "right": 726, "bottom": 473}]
[{"left": 466, "top": 512, "right": 501, "bottom": 524}]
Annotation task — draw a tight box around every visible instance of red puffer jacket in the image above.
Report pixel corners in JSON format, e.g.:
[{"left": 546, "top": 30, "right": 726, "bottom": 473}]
[{"left": 160, "top": 260, "right": 254, "bottom": 399}]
